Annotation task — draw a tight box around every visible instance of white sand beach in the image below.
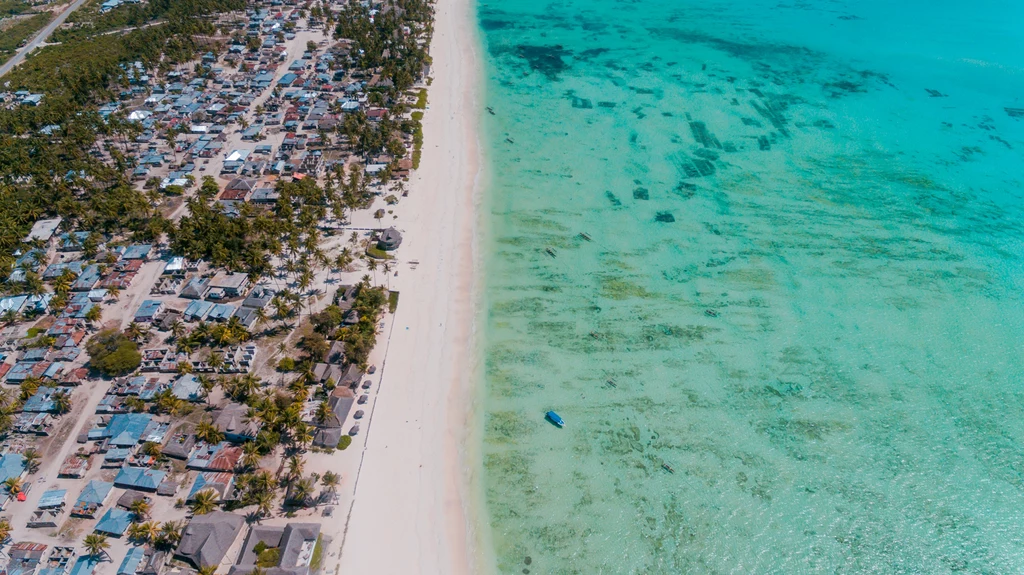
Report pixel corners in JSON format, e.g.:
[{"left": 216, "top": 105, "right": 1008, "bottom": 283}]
[{"left": 335, "top": 0, "right": 484, "bottom": 570}]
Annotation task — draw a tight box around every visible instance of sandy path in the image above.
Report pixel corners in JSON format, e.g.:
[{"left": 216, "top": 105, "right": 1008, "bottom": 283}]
[{"left": 334, "top": 0, "right": 485, "bottom": 569}]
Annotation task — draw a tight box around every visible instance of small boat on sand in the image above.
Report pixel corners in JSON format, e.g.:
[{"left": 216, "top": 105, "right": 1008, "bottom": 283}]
[{"left": 546, "top": 411, "right": 565, "bottom": 428}]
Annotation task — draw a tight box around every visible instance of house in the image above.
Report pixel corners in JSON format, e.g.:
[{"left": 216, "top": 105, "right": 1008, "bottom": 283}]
[
  {"left": 184, "top": 300, "right": 214, "bottom": 322},
  {"left": 58, "top": 455, "right": 89, "bottom": 478},
  {"left": 181, "top": 277, "right": 211, "bottom": 300},
  {"left": 0, "top": 453, "right": 26, "bottom": 484},
  {"left": 24, "top": 218, "right": 62, "bottom": 243},
  {"left": 207, "top": 303, "right": 236, "bottom": 322},
  {"left": 117, "top": 546, "right": 149, "bottom": 575},
  {"left": 37, "top": 489, "right": 67, "bottom": 509},
  {"left": 94, "top": 508, "right": 135, "bottom": 536},
  {"left": 377, "top": 227, "right": 403, "bottom": 251},
  {"left": 6, "top": 542, "right": 48, "bottom": 575},
  {"left": 68, "top": 555, "right": 99, "bottom": 575},
  {"left": 163, "top": 257, "right": 187, "bottom": 276},
  {"left": 114, "top": 467, "right": 167, "bottom": 492},
  {"left": 133, "top": 300, "right": 163, "bottom": 323},
  {"left": 171, "top": 374, "right": 204, "bottom": 402},
  {"left": 210, "top": 272, "right": 250, "bottom": 298},
  {"left": 187, "top": 442, "right": 241, "bottom": 471},
  {"left": 187, "top": 472, "right": 235, "bottom": 502},
  {"left": 212, "top": 402, "right": 259, "bottom": 442},
  {"left": 163, "top": 431, "right": 197, "bottom": 460},
  {"left": 88, "top": 413, "right": 156, "bottom": 448},
  {"left": 22, "top": 387, "right": 60, "bottom": 413},
  {"left": 71, "top": 480, "right": 114, "bottom": 517},
  {"left": 121, "top": 244, "right": 152, "bottom": 260},
  {"left": 312, "top": 387, "right": 355, "bottom": 448},
  {"left": 229, "top": 523, "right": 321, "bottom": 575},
  {"left": 175, "top": 512, "right": 246, "bottom": 568}
]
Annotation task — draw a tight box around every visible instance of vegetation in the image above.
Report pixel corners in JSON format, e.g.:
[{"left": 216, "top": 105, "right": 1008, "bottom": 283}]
[
  {"left": 190, "top": 489, "right": 218, "bottom": 515},
  {"left": 256, "top": 546, "right": 280, "bottom": 568},
  {"left": 83, "top": 534, "right": 110, "bottom": 559},
  {"left": 0, "top": 12, "right": 51, "bottom": 64},
  {"left": 337, "top": 435, "right": 352, "bottom": 450},
  {"left": 309, "top": 534, "right": 324, "bottom": 572},
  {"left": 86, "top": 330, "right": 141, "bottom": 376}
]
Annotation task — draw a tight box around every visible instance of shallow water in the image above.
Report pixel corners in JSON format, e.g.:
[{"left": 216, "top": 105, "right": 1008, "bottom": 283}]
[{"left": 476, "top": 0, "right": 1024, "bottom": 572}]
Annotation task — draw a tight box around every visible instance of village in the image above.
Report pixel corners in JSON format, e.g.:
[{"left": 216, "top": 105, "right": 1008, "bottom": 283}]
[{"left": 0, "top": 0, "right": 431, "bottom": 573}]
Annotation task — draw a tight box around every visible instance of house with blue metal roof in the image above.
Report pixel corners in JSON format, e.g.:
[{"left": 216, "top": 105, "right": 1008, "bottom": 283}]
[
  {"left": 73, "top": 265, "right": 103, "bottom": 291},
  {"left": 114, "top": 467, "right": 166, "bottom": 492},
  {"left": 118, "top": 546, "right": 148, "bottom": 575},
  {"left": 121, "top": 244, "right": 152, "bottom": 260},
  {"left": 22, "top": 386, "right": 59, "bottom": 412},
  {"left": 134, "top": 300, "right": 163, "bottom": 323},
  {"left": 172, "top": 374, "right": 204, "bottom": 402},
  {"left": 187, "top": 471, "right": 234, "bottom": 501},
  {"left": 72, "top": 480, "right": 113, "bottom": 517},
  {"left": 89, "top": 413, "right": 154, "bottom": 447},
  {"left": 184, "top": 300, "right": 213, "bottom": 322},
  {"left": 37, "top": 489, "right": 67, "bottom": 509},
  {"left": 95, "top": 508, "right": 135, "bottom": 536},
  {"left": 68, "top": 555, "right": 99, "bottom": 575},
  {"left": 207, "top": 303, "right": 236, "bottom": 322},
  {"left": 0, "top": 453, "right": 25, "bottom": 483}
]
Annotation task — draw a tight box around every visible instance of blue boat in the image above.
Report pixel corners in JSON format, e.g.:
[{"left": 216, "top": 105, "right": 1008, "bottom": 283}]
[{"left": 546, "top": 411, "right": 565, "bottom": 428}]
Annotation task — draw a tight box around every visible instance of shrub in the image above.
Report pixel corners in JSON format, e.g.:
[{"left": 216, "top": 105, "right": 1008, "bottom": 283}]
[
  {"left": 337, "top": 435, "right": 352, "bottom": 450},
  {"left": 277, "top": 357, "right": 296, "bottom": 371},
  {"left": 256, "top": 547, "right": 280, "bottom": 568},
  {"left": 87, "top": 330, "right": 141, "bottom": 376},
  {"left": 366, "top": 246, "right": 393, "bottom": 260}
]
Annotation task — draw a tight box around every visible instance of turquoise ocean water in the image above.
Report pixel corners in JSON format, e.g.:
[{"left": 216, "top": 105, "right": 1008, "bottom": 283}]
[{"left": 476, "top": 0, "right": 1024, "bottom": 572}]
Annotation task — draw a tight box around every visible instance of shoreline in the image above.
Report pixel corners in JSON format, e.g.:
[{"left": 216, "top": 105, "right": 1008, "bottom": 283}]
[{"left": 335, "top": 0, "right": 488, "bottom": 568}]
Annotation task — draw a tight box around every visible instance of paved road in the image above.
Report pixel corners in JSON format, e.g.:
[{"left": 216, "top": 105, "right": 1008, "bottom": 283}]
[{"left": 0, "top": 0, "right": 90, "bottom": 77}]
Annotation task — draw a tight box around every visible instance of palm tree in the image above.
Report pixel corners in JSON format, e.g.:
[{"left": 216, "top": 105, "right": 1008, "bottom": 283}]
[
  {"left": 254, "top": 307, "right": 270, "bottom": 329},
  {"left": 83, "top": 534, "right": 110, "bottom": 560},
  {"left": 321, "top": 471, "right": 339, "bottom": 493},
  {"left": 105, "top": 284, "right": 121, "bottom": 301},
  {"left": 169, "top": 319, "right": 185, "bottom": 340},
  {"left": 366, "top": 258, "right": 378, "bottom": 285},
  {"left": 141, "top": 521, "right": 162, "bottom": 544},
  {"left": 3, "top": 477, "right": 22, "bottom": 494},
  {"left": 314, "top": 400, "right": 332, "bottom": 425},
  {"left": 0, "top": 519, "right": 11, "bottom": 544},
  {"left": 158, "top": 521, "right": 183, "bottom": 549},
  {"left": 22, "top": 448, "right": 40, "bottom": 474},
  {"left": 286, "top": 455, "right": 304, "bottom": 482},
  {"left": 126, "top": 522, "right": 148, "bottom": 542},
  {"left": 196, "top": 418, "right": 225, "bottom": 444},
  {"left": 198, "top": 374, "right": 216, "bottom": 400},
  {"left": 241, "top": 441, "right": 262, "bottom": 470},
  {"left": 292, "top": 422, "right": 313, "bottom": 450},
  {"left": 235, "top": 373, "right": 260, "bottom": 399},
  {"left": 125, "top": 322, "right": 148, "bottom": 342},
  {"left": 53, "top": 390, "right": 72, "bottom": 414},
  {"left": 381, "top": 261, "right": 392, "bottom": 289},
  {"left": 254, "top": 490, "right": 274, "bottom": 518},
  {"left": 129, "top": 499, "right": 151, "bottom": 521},
  {"left": 289, "top": 477, "right": 314, "bottom": 507},
  {"left": 190, "top": 489, "right": 218, "bottom": 515}
]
